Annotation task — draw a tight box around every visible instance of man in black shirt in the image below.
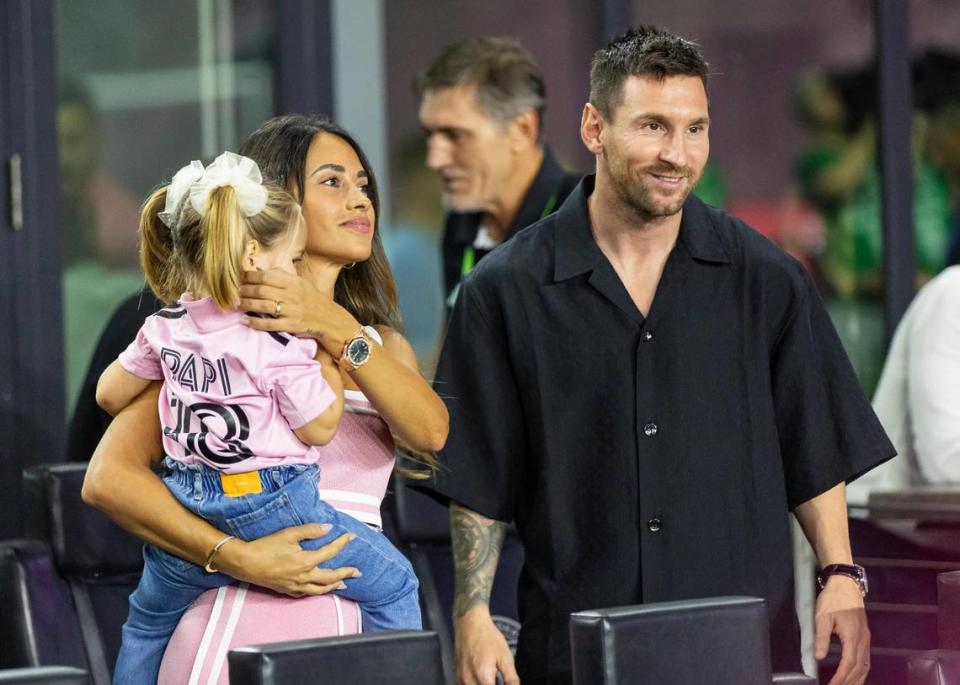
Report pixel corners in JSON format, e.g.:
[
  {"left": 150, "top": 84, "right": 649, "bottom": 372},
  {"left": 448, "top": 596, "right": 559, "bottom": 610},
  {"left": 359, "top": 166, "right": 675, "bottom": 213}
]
[
  {"left": 415, "top": 38, "right": 580, "bottom": 307},
  {"left": 422, "top": 27, "right": 892, "bottom": 685}
]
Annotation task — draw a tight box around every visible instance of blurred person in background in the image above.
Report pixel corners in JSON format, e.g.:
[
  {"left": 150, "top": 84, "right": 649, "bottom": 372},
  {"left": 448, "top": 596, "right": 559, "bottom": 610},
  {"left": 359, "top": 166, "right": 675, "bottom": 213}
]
[
  {"left": 915, "top": 50, "right": 960, "bottom": 267},
  {"left": 381, "top": 137, "right": 446, "bottom": 369},
  {"left": 848, "top": 264, "right": 960, "bottom": 505},
  {"left": 415, "top": 37, "right": 581, "bottom": 309},
  {"left": 793, "top": 65, "right": 950, "bottom": 393},
  {"left": 850, "top": 51, "right": 960, "bottom": 502}
]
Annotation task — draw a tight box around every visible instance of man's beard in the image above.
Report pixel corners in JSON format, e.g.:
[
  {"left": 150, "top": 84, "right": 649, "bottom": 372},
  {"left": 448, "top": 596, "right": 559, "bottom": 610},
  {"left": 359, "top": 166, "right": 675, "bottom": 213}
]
[{"left": 604, "top": 151, "right": 700, "bottom": 220}]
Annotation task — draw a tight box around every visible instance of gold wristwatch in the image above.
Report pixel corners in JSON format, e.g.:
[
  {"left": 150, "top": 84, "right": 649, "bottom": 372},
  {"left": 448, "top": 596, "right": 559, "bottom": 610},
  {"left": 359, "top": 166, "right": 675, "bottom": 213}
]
[{"left": 338, "top": 327, "right": 374, "bottom": 371}]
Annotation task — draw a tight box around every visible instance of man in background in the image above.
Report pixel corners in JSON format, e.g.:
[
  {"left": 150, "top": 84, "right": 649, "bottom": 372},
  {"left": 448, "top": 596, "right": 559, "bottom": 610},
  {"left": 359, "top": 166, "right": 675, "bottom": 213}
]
[{"left": 416, "top": 37, "right": 580, "bottom": 307}]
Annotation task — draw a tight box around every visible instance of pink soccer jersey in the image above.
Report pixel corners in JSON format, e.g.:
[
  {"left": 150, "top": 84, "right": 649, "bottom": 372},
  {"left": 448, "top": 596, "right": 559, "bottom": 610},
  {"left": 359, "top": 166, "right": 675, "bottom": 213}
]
[{"left": 118, "top": 293, "right": 337, "bottom": 473}]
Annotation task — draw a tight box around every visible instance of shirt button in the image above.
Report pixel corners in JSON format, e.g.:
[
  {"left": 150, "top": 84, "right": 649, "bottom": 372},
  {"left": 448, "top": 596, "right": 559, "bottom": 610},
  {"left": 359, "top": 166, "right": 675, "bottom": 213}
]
[
  {"left": 642, "top": 331, "right": 654, "bottom": 342},
  {"left": 647, "top": 517, "right": 662, "bottom": 532},
  {"left": 643, "top": 422, "right": 658, "bottom": 437}
]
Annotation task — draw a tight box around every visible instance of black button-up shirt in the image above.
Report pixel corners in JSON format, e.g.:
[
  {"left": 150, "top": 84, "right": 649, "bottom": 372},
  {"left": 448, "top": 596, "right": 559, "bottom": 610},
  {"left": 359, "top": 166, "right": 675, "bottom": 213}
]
[
  {"left": 423, "top": 176, "right": 894, "bottom": 683},
  {"left": 441, "top": 146, "right": 580, "bottom": 304}
]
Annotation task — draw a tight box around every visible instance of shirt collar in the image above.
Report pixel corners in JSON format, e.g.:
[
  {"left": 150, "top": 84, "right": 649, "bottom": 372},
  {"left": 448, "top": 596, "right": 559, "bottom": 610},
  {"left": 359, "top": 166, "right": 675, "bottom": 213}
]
[
  {"left": 554, "top": 175, "right": 730, "bottom": 282},
  {"left": 508, "top": 146, "right": 568, "bottom": 236},
  {"left": 180, "top": 291, "right": 244, "bottom": 331},
  {"left": 676, "top": 193, "right": 731, "bottom": 265}
]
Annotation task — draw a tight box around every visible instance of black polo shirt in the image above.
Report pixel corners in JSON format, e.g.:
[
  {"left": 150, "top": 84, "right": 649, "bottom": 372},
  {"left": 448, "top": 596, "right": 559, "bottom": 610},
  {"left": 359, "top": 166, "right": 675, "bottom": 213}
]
[
  {"left": 423, "top": 176, "right": 894, "bottom": 683},
  {"left": 441, "top": 146, "right": 580, "bottom": 304}
]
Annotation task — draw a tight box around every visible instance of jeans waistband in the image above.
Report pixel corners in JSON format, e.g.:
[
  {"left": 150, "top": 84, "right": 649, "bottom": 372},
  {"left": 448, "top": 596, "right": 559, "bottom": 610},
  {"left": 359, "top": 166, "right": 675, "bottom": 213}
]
[{"left": 162, "top": 457, "right": 317, "bottom": 495}]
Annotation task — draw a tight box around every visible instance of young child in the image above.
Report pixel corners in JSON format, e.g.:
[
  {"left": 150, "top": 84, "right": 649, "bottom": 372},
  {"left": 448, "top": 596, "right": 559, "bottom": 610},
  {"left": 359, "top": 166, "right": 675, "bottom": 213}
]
[{"left": 99, "top": 152, "right": 421, "bottom": 685}]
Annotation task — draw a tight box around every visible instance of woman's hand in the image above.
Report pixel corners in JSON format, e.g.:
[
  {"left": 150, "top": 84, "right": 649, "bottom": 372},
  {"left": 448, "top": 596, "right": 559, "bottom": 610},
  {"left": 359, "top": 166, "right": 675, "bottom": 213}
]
[
  {"left": 216, "top": 525, "right": 360, "bottom": 597},
  {"left": 240, "top": 268, "right": 449, "bottom": 452},
  {"left": 84, "top": 388, "right": 360, "bottom": 594},
  {"left": 239, "top": 269, "right": 358, "bottom": 357}
]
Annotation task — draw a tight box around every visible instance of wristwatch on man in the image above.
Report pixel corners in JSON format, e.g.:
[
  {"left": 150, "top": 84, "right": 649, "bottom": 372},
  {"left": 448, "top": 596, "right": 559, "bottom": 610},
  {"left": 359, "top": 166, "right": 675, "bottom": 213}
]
[
  {"left": 816, "top": 563, "right": 869, "bottom": 597},
  {"left": 338, "top": 327, "right": 374, "bottom": 371}
]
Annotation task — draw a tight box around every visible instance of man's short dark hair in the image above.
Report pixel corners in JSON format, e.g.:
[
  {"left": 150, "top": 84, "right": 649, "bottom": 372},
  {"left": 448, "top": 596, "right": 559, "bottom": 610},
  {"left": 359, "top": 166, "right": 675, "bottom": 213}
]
[
  {"left": 590, "top": 26, "right": 709, "bottom": 119},
  {"left": 415, "top": 37, "right": 546, "bottom": 139}
]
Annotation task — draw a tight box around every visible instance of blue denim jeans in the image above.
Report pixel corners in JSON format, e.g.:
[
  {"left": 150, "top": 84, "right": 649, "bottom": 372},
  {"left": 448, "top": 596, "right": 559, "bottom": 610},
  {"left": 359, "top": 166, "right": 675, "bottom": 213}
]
[{"left": 112, "top": 459, "right": 421, "bottom": 685}]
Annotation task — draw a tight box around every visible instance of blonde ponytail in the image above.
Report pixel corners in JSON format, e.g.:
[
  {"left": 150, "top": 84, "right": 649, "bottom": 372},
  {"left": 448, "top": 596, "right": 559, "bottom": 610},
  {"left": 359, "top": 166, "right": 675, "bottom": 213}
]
[
  {"left": 200, "top": 185, "right": 246, "bottom": 309},
  {"left": 138, "top": 187, "right": 181, "bottom": 303},
  {"left": 139, "top": 157, "right": 299, "bottom": 310}
]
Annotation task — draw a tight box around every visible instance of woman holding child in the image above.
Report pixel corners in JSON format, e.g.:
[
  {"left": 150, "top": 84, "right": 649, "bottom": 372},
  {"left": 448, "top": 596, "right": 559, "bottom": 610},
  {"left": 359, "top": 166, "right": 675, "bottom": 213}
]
[{"left": 82, "top": 115, "right": 448, "bottom": 683}]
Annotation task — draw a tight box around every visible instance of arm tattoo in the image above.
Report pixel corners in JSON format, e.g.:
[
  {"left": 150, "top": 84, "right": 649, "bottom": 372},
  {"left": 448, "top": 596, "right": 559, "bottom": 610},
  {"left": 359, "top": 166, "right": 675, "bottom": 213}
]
[{"left": 451, "top": 502, "right": 506, "bottom": 619}]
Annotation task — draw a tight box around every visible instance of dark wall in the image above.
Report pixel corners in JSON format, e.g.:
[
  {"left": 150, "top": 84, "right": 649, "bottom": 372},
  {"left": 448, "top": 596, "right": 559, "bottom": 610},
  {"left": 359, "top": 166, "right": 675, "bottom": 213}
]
[{"left": 0, "top": 0, "right": 65, "bottom": 538}]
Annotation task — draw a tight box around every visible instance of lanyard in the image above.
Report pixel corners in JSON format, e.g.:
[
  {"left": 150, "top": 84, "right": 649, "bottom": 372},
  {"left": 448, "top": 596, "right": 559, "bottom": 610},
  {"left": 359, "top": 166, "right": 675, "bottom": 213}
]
[{"left": 460, "top": 192, "right": 559, "bottom": 279}]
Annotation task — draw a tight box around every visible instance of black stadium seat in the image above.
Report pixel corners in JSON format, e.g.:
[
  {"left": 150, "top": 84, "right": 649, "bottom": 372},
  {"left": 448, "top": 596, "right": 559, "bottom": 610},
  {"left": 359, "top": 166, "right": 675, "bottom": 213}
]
[
  {"left": 0, "top": 463, "right": 143, "bottom": 684},
  {"left": 569, "top": 597, "right": 815, "bottom": 685},
  {"left": 907, "top": 571, "right": 960, "bottom": 684},
  {"left": 228, "top": 631, "right": 446, "bottom": 685}
]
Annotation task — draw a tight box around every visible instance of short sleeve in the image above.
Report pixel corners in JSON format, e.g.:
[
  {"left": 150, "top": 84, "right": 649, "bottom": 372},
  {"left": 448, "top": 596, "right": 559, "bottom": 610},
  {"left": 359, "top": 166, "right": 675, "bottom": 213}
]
[
  {"left": 771, "top": 266, "right": 896, "bottom": 509},
  {"left": 117, "top": 326, "right": 164, "bottom": 380},
  {"left": 262, "top": 337, "right": 336, "bottom": 430},
  {"left": 418, "top": 278, "right": 526, "bottom": 522}
]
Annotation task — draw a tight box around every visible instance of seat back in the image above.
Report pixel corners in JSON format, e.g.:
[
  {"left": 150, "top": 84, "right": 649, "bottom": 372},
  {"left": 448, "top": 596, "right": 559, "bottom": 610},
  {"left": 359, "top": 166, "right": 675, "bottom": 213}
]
[
  {"left": 228, "top": 631, "right": 446, "bottom": 685},
  {"left": 906, "top": 649, "right": 960, "bottom": 685},
  {"left": 832, "top": 517, "right": 960, "bottom": 684},
  {"left": 569, "top": 597, "right": 773, "bottom": 685},
  {"left": 901, "top": 570, "right": 960, "bottom": 684},
  {"left": 19, "top": 463, "right": 143, "bottom": 684},
  {"left": 0, "top": 540, "right": 88, "bottom": 671}
]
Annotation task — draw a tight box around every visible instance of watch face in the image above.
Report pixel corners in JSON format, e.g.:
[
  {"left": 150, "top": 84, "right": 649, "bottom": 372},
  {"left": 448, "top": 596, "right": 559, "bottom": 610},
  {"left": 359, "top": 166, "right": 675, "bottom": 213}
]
[{"left": 347, "top": 337, "right": 371, "bottom": 365}]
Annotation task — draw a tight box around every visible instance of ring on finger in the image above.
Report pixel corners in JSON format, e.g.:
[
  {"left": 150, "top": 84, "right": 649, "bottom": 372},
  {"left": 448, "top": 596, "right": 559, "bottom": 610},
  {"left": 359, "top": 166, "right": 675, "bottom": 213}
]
[{"left": 274, "top": 300, "right": 282, "bottom": 317}]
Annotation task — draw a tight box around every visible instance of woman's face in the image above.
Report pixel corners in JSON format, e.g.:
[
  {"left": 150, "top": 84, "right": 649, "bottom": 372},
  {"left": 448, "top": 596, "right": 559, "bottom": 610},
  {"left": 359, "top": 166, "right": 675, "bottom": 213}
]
[{"left": 299, "top": 133, "right": 375, "bottom": 265}]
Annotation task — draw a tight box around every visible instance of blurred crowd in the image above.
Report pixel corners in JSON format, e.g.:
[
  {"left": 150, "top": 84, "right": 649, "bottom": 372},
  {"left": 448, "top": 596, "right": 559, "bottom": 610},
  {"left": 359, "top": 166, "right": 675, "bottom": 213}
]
[{"left": 790, "top": 50, "right": 960, "bottom": 392}]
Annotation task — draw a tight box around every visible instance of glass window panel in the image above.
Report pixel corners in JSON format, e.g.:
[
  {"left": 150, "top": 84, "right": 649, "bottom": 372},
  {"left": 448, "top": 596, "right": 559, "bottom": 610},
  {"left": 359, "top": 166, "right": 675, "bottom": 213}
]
[{"left": 57, "top": 0, "right": 276, "bottom": 415}]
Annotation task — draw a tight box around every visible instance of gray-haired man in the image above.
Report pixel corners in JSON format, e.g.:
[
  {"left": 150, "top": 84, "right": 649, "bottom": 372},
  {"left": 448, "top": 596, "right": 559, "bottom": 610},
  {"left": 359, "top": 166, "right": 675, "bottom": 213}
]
[{"left": 416, "top": 37, "right": 580, "bottom": 307}]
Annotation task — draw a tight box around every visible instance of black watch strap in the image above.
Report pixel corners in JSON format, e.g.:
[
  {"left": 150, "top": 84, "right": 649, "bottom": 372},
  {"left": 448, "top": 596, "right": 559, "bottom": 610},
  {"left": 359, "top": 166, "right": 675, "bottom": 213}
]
[{"left": 817, "top": 563, "right": 868, "bottom": 596}]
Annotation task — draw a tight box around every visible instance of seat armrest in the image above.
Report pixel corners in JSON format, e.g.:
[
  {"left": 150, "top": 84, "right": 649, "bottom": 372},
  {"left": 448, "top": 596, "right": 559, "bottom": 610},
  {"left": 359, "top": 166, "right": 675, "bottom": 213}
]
[
  {"left": 0, "top": 541, "right": 88, "bottom": 671},
  {"left": 0, "top": 666, "right": 88, "bottom": 684},
  {"left": 907, "top": 649, "right": 960, "bottom": 685},
  {"left": 772, "top": 673, "right": 817, "bottom": 684}
]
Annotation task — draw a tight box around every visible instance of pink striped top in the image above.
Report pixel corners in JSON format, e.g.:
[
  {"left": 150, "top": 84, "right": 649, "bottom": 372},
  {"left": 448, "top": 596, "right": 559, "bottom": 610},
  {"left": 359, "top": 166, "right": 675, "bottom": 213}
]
[{"left": 314, "top": 327, "right": 395, "bottom": 528}]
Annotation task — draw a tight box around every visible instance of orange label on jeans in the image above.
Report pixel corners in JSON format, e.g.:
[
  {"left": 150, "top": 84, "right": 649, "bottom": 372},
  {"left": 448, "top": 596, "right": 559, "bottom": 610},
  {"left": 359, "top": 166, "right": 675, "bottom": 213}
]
[{"left": 220, "top": 471, "right": 262, "bottom": 497}]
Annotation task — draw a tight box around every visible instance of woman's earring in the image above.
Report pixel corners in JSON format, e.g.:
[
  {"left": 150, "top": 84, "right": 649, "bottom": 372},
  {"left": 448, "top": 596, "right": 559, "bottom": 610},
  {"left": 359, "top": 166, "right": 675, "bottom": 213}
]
[{"left": 343, "top": 262, "right": 356, "bottom": 270}]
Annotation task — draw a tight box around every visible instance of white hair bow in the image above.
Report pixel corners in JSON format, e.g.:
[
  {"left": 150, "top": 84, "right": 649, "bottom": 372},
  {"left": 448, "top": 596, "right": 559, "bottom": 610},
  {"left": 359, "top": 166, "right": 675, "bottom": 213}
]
[
  {"left": 158, "top": 160, "right": 204, "bottom": 229},
  {"left": 157, "top": 152, "right": 268, "bottom": 230},
  {"left": 189, "top": 151, "right": 268, "bottom": 219}
]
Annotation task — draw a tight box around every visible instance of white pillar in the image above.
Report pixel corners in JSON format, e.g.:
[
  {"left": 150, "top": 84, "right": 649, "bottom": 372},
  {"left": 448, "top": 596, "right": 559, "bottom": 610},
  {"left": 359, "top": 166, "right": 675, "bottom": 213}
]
[{"left": 331, "top": 0, "right": 390, "bottom": 222}]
